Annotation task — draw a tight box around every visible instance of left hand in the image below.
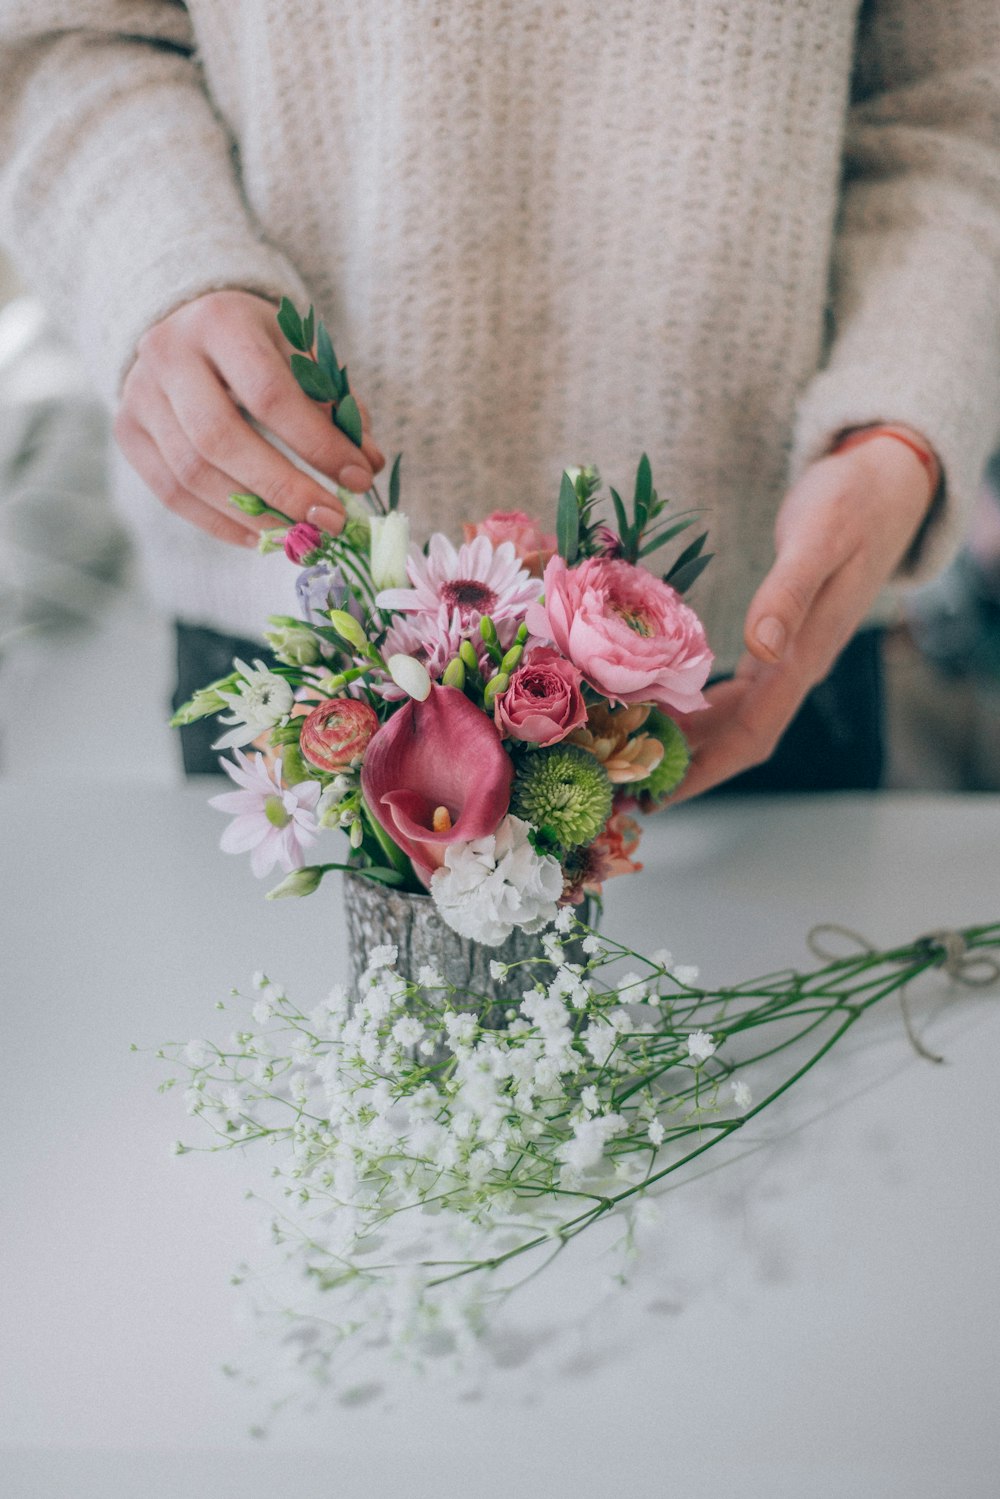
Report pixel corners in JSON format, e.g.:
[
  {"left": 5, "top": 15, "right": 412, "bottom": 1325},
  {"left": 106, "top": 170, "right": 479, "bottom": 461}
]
[{"left": 669, "top": 432, "right": 937, "bottom": 802}]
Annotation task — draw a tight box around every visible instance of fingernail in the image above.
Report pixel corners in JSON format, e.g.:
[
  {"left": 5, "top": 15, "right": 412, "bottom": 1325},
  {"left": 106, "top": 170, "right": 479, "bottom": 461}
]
[
  {"left": 755, "top": 617, "right": 786, "bottom": 659},
  {"left": 340, "top": 464, "right": 373, "bottom": 492},
  {"left": 306, "top": 504, "right": 345, "bottom": 535}
]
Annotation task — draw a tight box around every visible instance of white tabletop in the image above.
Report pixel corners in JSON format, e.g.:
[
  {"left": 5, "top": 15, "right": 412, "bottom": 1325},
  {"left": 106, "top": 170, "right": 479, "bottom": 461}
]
[{"left": 3, "top": 787, "right": 999, "bottom": 1499}]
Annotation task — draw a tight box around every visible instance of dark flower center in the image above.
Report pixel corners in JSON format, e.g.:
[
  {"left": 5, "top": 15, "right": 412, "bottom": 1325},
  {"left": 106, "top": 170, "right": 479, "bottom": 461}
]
[{"left": 440, "top": 578, "right": 498, "bottom": 623}]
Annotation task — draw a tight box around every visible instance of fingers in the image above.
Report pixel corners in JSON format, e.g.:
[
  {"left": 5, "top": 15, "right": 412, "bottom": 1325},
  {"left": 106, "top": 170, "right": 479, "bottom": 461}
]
[
  {"left": 161, "top": 358, "right": 348, "bottom": 534},
  {"left": 113, "top": 413, "right": 259, "bottom": 548},
  {"left": 744, "top": 462, "right": 857, "bottom": 664},
  {"left": 118, "top": 289, "right": 386, "bottom": 545},
  {"left": 672, "top": 551, "right": 871, "bottom": 802},
  {"left": 208, "top": 324, "right": 382, "bottom": 494}
]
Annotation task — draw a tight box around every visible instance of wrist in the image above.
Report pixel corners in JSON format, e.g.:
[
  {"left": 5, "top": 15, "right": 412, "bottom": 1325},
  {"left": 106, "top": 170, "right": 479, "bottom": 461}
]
[{"left": 829, "top": 423, "right": 940, "bottom": 506}]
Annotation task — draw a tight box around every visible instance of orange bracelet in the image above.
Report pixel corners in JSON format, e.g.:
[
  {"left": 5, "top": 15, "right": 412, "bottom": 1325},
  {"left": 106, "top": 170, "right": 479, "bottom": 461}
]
[{"left": 831, "top": 424, "right": 940, "bottom": 492}]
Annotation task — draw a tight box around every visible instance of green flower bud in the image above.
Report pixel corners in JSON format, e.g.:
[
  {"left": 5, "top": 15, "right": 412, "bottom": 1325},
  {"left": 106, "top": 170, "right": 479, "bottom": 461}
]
[
  {"left": 459, "top": 639, "right": 479, "bottom": 672},
  {"left": 479, "top": 614, "right": 498, "bottom": 645},
  {"left": 169, "top": 686, "right": 227, "bottom": 727},
  {"left": 442, "top": 656, "right": 466, "bottom": 690},
  {"left": 482, "top": 671, "right": 509, "bottom": 709},
  {"left": 265, "top": 865, "right": 326, "bottom": 900},
  {"left": 264, "top": 625, "right": 322, "bottom": 667},
  {"left": 327, "top": 609, "right": 370, "bottom": 652},
  {"left": 512, "top": 744, "right": 613, "bottom": 848},
  {"left": 499, "top": 643, "right": 523, "bottom": 674},
  {"left": 229, "top": 492, "right": 268, "bottom": 516}
]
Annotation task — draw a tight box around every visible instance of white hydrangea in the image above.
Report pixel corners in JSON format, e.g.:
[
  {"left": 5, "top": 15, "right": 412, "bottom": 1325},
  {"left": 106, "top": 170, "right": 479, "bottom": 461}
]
[{"left": 430, "top": 815, "right": 563, "bottom": 946}]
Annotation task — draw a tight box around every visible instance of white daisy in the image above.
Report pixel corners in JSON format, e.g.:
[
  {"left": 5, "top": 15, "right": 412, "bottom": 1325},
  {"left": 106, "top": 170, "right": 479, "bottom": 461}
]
[{"left": 212, "top": 658, "right": 294, "bottom": 750}]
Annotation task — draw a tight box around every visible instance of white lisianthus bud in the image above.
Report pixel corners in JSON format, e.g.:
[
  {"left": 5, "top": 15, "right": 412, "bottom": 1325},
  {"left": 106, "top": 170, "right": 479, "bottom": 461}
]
[
  {"left": 386, "top": 653, "right": 431, "bottom": 701},
  {"left": 369, "top": 512, "right": 411, "bottom": 590}
]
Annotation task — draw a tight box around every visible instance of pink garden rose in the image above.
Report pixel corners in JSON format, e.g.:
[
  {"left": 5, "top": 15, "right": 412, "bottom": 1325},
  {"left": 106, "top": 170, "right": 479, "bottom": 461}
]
[
  {"left": 463, "top": 510, "right": 557, "bottom": 579},
  {"left": 525, "top": 556, "right": 713, "bottom": 714},
  {"left": 493, "top": 648, "right": 588, "bottom": 746},
  {"left": 284, "top": 521, "right": 323, "bottom": 563},
  {"left": 361, "top": 685, "right": 513, "bottom": 883}
]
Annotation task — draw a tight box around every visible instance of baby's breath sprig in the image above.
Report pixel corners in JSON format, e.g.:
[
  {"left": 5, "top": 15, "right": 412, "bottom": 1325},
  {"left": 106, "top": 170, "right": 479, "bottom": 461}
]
[{"left": 156, "top": 918, "right": 1000, "bottom": 1367}]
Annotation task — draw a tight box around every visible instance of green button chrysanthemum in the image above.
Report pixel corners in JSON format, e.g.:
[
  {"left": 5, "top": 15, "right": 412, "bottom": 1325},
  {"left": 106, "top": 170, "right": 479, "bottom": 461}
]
[{"left": 512, "top": 744, "right": 613, "bottom": 848}]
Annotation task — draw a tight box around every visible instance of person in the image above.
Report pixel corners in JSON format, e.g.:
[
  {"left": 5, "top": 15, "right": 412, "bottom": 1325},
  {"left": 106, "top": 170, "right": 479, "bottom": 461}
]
[{"left": 1, "top": 2, "right": 998, "bottom": 792}]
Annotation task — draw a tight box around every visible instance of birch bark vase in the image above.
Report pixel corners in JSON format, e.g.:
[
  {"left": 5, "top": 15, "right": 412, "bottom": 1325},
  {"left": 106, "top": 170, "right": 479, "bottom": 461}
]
[{"left": 342, "top": 871, "right": 556, "bottom": 1018}]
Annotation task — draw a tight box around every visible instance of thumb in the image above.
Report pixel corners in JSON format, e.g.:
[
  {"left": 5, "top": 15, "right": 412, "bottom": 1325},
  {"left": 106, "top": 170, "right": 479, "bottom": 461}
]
[{"left": 744, "top": 464, "right": 855, "bottom": 662}]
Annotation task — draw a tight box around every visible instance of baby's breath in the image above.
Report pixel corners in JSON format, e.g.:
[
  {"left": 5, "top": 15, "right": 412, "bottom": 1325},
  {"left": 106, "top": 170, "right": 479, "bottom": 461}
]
[{"left": 159, "top": 917, "right": 1000, "bottom": 1372}]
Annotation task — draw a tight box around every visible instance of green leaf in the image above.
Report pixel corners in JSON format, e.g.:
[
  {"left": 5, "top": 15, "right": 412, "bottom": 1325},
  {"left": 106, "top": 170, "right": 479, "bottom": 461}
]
[
  {"left": 335, "top": 392, "right": 364, "bottom": 448},
  {"left": 315, "top": 321, "right": 345, "bottom": 398},
  {"left": 610, "top": 486, "right": 629, "bottom": 543},
  {"left": 290, "top": 353, "right": 337, "bottom": 402},
  {"left": 665, "top": 530, "right": 708, "bottom": 576},
  {"left": 638, "top": 515, "right": 697, "bottom": 557},
  {"left": 633, "top": 453, "right": 653, "bottom": 531},
  {"left": 666, "top": 552, "right": 714, "bottom": 594},
  {"left": 277, "top": 297, "right": 308, "bottom": 351},
  {"left": 388, "top": 453, "right": 402, "bottom": 511},
  {"left": 557, "top": 470, "right": 580, "bottom": 564},
  {"left": 302, "top": 304, "right": 315, "bottom": 352}
]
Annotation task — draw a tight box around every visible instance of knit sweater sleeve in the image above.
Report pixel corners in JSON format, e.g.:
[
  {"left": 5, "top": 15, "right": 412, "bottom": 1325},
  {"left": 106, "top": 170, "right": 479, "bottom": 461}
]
[
  {"left": 0, "top": 1, "right": 310, "bottom": 405},
  {"left": 790, "top": 0, "right": 1000, "bottom": 581}
]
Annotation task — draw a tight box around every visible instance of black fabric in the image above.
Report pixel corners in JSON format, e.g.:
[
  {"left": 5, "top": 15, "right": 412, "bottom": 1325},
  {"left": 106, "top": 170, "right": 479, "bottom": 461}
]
[
  {"left": 172, "top": 622, "right": 276, "bottom": 776},
  {"left": 173, "top": 621, "right": 885, "bottom": 791},
  {"left": 709, "top": 628, "right": 885, "bottom": 794}
]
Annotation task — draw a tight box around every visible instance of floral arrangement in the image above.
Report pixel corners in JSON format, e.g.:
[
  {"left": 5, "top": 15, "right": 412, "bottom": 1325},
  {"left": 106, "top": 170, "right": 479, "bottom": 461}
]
[
  {"left": 172, "top": 299, "right": 715, "bottom": 940},
  {"left": 161, "top": 301, "right": 1000, "bottom": 1392}
]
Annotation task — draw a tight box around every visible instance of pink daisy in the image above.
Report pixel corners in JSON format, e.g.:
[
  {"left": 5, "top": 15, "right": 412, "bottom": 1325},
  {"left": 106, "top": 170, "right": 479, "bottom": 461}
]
[
  {"left": 377, "top": 533, "right": 542, "bottom": 632},
  {"left": 210, "top": 750, "right": 322, "bottom": 878}
]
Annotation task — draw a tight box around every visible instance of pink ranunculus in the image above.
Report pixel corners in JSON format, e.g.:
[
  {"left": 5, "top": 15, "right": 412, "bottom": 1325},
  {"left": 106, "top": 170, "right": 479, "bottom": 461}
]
[
  {"left": 361, "top": 685, "right": 513, "bottom": 884},
  {"left": 493, "top": 647, "right": 588, "bottom": 747},
  {"left": 299, "top": 697, "right": 380, "bottom": 772},
  {"left": 525, "top": 556, "right": 713, "bottom": 714},
  {"left": 284, "top": 521, "right": 323, "bottom": 563},
  {"left": 463, "top": 510, "right": 557, "bottom": 579}
]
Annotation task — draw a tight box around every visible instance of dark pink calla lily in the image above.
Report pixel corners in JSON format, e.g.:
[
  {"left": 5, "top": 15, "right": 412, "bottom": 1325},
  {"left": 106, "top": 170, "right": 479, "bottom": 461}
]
[{"left": 361, "top": 685, "right": 513, "bottom": 884}]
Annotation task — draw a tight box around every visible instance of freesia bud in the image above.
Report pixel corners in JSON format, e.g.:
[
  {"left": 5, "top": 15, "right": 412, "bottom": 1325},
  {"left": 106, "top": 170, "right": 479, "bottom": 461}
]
[
  {"left": 459, "top": 640, "right": 479, "bottom": 672},
  {"left": 483, "top": 671, "right": 509, "bottom": 709},
  {"left": 500, "top": 644, "right": 523, "bottom": 674},
  {"left": 369, "top": 511, "right": 411, "bottom": 590},
  {"left": 265, "top": 865, "right": 326, "bottom": 899},
  {"left": 327, "top": 609, "right": 370, "bottom": 652},
  {"left": 386, "top": 653, "right": 432, "bottom": 701},
  {"left": 479, "top": 614, "right": 498, "bottom": 645},
  {"left": 442, "top": 656, "right": 466, "bottom": 690}
]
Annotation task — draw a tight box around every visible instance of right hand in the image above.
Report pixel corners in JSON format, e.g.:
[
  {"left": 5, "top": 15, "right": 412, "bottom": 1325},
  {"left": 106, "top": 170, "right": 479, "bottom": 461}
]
[{"left": 114, "top": 289, "right": 385, "bottom": 547}]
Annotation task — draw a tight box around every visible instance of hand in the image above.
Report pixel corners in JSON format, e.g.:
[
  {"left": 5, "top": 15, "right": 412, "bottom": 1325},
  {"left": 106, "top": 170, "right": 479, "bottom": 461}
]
[
  {"left": 669, "top": 433, "right": 937, "bottom": 802},
  {"left": 114, "top": 290, "right": 385, "bottom": 547}
]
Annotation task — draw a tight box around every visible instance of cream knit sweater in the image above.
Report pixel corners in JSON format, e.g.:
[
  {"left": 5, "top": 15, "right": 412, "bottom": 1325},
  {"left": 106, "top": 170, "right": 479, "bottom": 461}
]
[{"left": 1, "top": 1, "right": 1000, "bottom": 672}]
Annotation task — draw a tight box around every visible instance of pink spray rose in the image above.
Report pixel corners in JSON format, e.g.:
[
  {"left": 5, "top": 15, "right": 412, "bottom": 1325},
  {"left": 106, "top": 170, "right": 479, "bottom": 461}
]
[
  {"left": 525, "top": 556, "right": 713, "bottom": 714},
  {"left": 284, "top": 521, "right": 323, "bottom": 564},
  {"left": 361, "top": 685, "right": 513, "bottom": 883},
  {"left": 463, "top": 511, "right": 557, "bottom": 579},
  {"left": 493, "top": 648, "right": 588, "bottom": 747}
]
